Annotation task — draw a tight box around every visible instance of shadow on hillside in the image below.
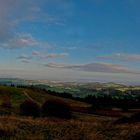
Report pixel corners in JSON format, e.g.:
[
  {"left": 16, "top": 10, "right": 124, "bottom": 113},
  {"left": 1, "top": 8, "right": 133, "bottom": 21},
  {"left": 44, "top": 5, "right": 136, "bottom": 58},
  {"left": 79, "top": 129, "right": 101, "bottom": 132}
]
[{"left": 115, "top": 112, "right": 140, "bottom": 124}]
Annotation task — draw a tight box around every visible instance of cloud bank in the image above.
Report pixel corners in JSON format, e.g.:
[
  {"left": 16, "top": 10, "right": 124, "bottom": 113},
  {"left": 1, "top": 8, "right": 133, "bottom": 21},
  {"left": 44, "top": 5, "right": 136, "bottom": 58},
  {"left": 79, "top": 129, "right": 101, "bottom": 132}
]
[{"left": 45, "top": 62, "right": 139, "bottom": 74}]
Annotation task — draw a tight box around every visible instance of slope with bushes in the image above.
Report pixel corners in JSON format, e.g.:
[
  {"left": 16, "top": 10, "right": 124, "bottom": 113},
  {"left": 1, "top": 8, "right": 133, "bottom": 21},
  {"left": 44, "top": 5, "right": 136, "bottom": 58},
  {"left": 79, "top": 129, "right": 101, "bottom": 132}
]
[{"left": 0, "top": 85, "right": 139, "bottom": 140}]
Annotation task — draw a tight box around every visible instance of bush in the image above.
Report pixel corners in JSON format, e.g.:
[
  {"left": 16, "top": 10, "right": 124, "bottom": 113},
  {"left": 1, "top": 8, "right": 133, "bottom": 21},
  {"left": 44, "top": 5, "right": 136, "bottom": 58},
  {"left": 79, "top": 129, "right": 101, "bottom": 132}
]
[
  {"left": 132, "top": 133, "right": 140, "bottom": 140},
  {"left": 20, "top": 100, "right": 40, "bottom": 117},
  {"left": 42, "top": 99, "right": 72, "bottom": 119},
  {"left": 114, "top": 116, "right": 130, "bottom": 124},
  {"left": 115, "top": 112, "right": 140, "bottom": 124},
  {"left": 1, "top": 100, "right": 12, "bottom": 108},
  {"left": 130, "top": 112, "right": 140, "bottom": 123}
]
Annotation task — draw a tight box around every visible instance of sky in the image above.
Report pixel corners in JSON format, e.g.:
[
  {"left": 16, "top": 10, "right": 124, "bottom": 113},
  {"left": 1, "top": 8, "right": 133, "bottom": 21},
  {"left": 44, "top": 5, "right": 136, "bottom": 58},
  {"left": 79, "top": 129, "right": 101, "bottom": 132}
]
[{"left": 0, "top": 0, "right": 140, "bottom": 85}]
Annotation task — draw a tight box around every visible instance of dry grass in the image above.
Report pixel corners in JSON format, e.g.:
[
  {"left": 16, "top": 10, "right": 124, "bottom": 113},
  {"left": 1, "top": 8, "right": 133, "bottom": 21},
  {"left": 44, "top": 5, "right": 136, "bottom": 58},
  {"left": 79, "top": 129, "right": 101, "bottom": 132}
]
[{"left": 0, "top": 115, "right": 139, "bottom": 140}]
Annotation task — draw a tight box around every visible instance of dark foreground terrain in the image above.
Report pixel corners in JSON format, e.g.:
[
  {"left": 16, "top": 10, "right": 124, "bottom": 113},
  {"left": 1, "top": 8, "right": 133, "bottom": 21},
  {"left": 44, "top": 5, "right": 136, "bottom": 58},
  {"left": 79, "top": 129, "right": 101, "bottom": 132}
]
[{"left": 0, "top": 85, "right": 139, "bottom": 140}]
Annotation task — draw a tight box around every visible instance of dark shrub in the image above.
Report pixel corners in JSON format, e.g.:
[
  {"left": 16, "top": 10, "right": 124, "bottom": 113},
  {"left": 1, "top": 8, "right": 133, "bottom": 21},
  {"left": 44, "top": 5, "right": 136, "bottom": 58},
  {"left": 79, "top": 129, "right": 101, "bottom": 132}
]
[
  {"left": 1, "top": 99, "right": 12, "bottom": 108},
  {"left": 20, "top": 100, "right": 40, "bottom": 117},
  {"left": 0, "top": 128, "right": 15, "bottom": 138},
  {"left": 115, "top": 112, "right": 140, "bottom": 124},
  {"left": 130, "top": 112, "right": 140, "bottom": 123},
  {"left": 114, "top": 116, "right": 130, "bottom": 124},
  {"left": 132, "top": 133, "right": 140, "bottom": 140},
  {"left": 42, "top": 99, "right": 72, "bottom": 119}
]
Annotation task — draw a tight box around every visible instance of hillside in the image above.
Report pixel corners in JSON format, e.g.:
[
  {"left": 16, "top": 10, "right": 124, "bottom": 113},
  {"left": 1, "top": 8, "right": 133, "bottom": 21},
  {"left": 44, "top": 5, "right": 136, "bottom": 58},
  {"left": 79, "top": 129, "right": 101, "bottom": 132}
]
[
  {"left": 0, "top": 85, "right": 92, "bottom": 115},
  {"left": 0, "top": 78, "right": 140, "bottom": 98},
  {"left": 0, "top": 85, "right": 139, "bottom": 140}
]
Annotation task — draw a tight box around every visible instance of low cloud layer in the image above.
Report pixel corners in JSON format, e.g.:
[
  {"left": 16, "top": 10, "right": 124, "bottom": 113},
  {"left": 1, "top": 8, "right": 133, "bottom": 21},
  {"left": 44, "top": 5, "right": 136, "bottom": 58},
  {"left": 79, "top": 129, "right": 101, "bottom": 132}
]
[{"left": 45, "top": 62, "right": 139, "bottom": 74}]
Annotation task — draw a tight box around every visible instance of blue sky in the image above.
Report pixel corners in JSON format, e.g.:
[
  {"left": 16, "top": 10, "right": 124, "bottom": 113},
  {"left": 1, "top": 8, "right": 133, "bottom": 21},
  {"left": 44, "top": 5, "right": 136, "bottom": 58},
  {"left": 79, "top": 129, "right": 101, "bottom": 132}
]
[{"left": 0, "top": 0, "right": 140, "bottom": 84}]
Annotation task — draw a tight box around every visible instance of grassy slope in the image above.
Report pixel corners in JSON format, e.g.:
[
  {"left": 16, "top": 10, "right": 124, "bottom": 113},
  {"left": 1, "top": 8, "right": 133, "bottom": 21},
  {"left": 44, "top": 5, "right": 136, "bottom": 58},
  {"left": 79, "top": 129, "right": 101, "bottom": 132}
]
[
  {"left": 0, "top": 86, "right": 27, "bottom": 106},
  {"left": 0, "top": 85, "right": 90, "bottom": 105},
  {"left": 0, "top": 115, "right": 139, "bottom": 140},
  {"left": 23, "top": 88, "right": 91, "bottom": 107},
  {"left": 0, "top": 86, "right": 139, "bottom": 140}
]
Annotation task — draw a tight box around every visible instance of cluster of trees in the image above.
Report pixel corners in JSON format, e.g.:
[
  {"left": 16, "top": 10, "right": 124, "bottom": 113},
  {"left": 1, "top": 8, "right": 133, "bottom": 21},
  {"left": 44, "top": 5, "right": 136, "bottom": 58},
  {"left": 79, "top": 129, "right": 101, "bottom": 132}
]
[
  {"left": 44, "top": 89, "right": 73, "bottom": 99},
  {"left": 85, "top": 95, "right": 140, "bottom": 111},
  {"left": 43, "top": 88, "right": 140, "bottom": 111}
]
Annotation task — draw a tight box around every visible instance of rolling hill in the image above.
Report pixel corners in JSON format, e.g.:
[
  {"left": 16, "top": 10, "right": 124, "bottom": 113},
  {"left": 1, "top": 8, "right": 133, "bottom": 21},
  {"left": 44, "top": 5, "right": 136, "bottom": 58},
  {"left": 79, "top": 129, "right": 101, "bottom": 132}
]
[{"left": 0, "top": 85, "right": 139, "bottom": 139}]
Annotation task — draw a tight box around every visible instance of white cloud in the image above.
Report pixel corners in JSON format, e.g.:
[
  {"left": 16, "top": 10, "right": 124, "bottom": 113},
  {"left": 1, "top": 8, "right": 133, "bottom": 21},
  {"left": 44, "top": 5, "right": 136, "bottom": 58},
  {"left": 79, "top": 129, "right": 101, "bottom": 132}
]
[
  {"left": 17, "top": 51, "right": 69, "bottom": 64},
  {"left": 32, "top": 51, "right": 41, "bottom": 56},
  {"left": 21, "top": 59, "right": 31, "bottom": 63},
  {"left": 0, "top": 33, "right": 38, "bottom": 49},
  {"left": 32, "top": 51, "right": 69, "bottom": 59}
]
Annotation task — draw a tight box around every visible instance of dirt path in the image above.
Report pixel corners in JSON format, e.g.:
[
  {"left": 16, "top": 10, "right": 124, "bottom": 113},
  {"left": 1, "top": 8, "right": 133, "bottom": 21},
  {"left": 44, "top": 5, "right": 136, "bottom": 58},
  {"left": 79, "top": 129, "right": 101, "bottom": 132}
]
[{"left": 23, "top": 91, "right": 40, "bottom": 105}]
